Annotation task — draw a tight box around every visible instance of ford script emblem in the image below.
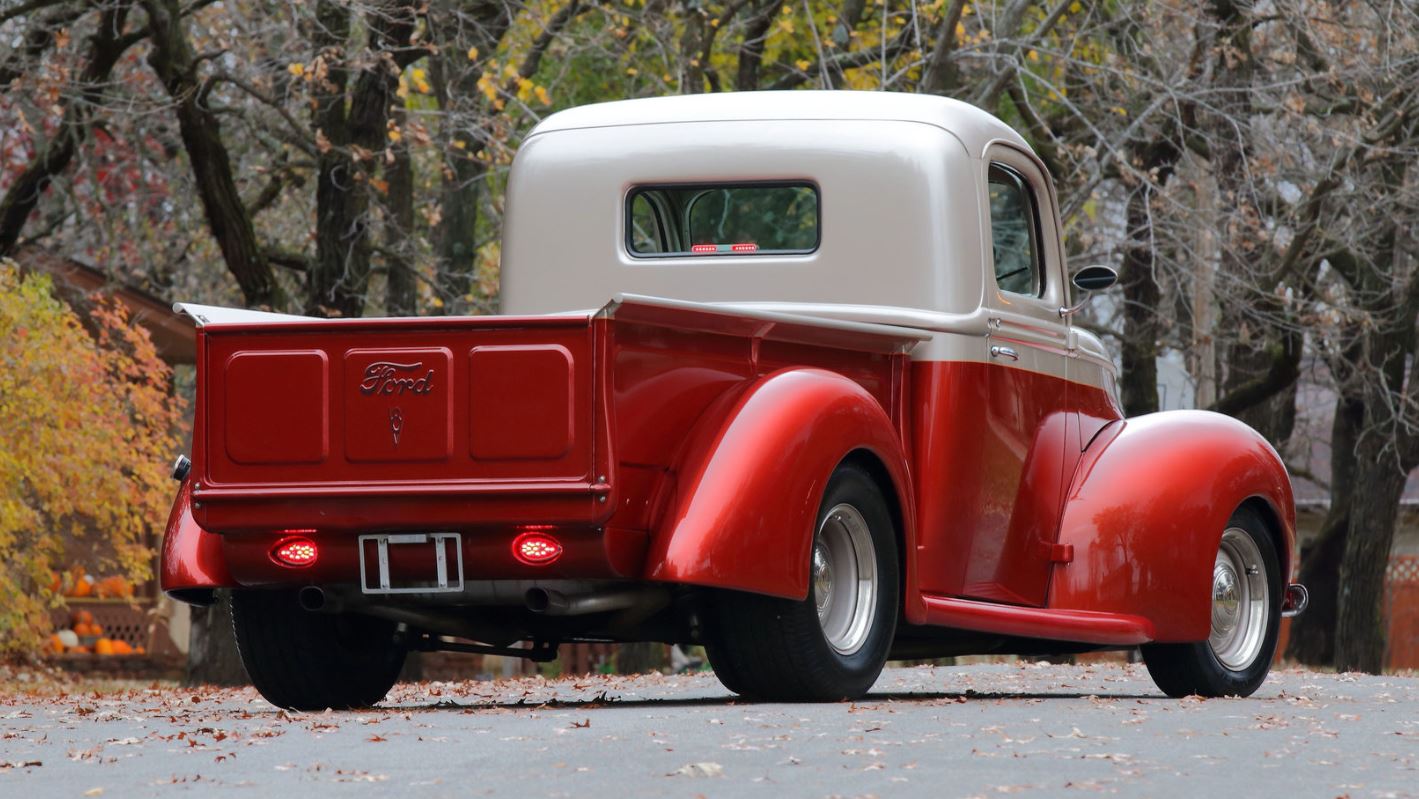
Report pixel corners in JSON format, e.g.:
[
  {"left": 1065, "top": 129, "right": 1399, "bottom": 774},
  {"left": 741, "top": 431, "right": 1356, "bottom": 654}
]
[{"left": 360, "top": 361, "right": 435, "bottom": 396}]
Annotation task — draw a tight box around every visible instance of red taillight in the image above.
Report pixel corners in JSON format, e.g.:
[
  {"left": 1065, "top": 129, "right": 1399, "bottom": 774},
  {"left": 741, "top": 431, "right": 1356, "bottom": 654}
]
[
  {"left": 731, "top": 242, "right": 758, "bottom": 253},
  {"left": 512, "top": 530, "right": 563, "bottom": 565},
  {"left": 690, "top": 244, "right": 718, "bottom": 254},
  {"left": 271, "top": 537, "right": 318, "bottom": 567}
]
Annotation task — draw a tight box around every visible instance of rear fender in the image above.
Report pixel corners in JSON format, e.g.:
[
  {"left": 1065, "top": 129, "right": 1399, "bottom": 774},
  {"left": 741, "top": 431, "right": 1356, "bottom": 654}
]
[
  {"left": 1048, "top": 410, "right": 1295, "bottom": 641},
  {"left": 644, "top": 368, "right": 914, "bottom": 600},
  {"left": 160, "top": 478, "right": 236, "bottom": 604}
]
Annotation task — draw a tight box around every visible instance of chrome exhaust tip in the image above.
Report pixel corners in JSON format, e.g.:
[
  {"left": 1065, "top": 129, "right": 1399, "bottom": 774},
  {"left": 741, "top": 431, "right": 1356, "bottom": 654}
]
[{"left": 1281, "top": 583, "right": 1309, "bottom": 618}]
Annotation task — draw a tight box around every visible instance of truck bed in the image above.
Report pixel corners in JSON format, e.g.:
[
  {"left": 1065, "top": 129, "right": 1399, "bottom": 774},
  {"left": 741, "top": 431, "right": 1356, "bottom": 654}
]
[{"left": 183, "top": 296, "right": 926, "bottom": 553}]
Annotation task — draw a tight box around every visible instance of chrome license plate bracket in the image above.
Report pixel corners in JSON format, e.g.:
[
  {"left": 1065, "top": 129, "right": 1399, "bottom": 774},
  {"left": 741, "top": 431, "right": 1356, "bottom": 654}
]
[{"left": 357, "top": 532, "right": 464, "bottom": 594}]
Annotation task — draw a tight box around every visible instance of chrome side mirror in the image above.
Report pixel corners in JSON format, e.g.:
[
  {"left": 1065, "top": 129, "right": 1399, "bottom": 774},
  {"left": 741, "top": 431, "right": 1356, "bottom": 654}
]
[{"left": 1059, "top": 265, "right": 1118, "bottom": 318}]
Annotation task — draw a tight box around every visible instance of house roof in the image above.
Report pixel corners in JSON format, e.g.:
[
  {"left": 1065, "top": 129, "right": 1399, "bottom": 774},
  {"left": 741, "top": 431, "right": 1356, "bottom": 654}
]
[{"left": 14, "top": 247, "right": 195, "bottom": 365}]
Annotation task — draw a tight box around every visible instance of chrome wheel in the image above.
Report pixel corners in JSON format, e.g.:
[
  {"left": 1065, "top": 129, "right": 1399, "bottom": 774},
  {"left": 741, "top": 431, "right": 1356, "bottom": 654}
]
[
  {"left": 1208, "top": 527, "right": 1270, "bottom": 670},
  {"left": 812, "top": 503, "right": 878, "bottom": 656}
]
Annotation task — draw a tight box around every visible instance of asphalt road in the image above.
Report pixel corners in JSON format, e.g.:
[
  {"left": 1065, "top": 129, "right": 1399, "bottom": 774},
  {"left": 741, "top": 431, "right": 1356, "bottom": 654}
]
[{"left": 2, "top": 663, "right": 1417, "bottom": 798}]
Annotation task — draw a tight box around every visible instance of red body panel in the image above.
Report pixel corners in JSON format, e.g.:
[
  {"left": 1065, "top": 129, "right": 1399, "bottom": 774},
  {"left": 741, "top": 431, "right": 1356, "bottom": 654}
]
[
  {"left": 167, "top": 302, "right": 920, "bottom": 598},
  {"left": 910, "top": 361, "right": 1087, "bottom": 607},
  {"left": 160, "top": 479, "right": 236, "bottom": 594},
  {"left": 643, "top": 367, "right": 915, "bottom": 599},
  {"left": 921, "top": 594, "right": 1154, "bottom": 645},
  {"left": 192, "top": 315, "right": 611, "bottom": 535},
  {"left": 162, "top": 299, "right": 1294, "bottom": 651},
  {"left": 1047, "top": 410, "right": 1296, "bottom": 641}
]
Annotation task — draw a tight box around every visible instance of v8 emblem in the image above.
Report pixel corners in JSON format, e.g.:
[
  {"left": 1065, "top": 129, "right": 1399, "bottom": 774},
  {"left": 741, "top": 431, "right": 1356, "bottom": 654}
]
[{"left": 389, "top": 407, "right": 404, "bottom": 445}]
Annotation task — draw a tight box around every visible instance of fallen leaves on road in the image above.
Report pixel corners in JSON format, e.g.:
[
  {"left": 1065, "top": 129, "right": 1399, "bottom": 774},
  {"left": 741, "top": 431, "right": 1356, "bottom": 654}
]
[{"left": 669, "top": 761, "right": 723, "bottom": 778}]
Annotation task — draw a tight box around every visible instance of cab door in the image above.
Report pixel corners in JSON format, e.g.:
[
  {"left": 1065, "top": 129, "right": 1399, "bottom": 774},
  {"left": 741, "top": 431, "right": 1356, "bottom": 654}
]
[{"left": 962, "top": 147, "right": 1074, "bottom": 607}]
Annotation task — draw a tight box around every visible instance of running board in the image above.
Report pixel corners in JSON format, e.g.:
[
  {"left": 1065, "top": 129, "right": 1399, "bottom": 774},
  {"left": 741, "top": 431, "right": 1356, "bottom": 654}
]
[{"left": 921, "top": 595, "right": 1156, "bottom": 646}]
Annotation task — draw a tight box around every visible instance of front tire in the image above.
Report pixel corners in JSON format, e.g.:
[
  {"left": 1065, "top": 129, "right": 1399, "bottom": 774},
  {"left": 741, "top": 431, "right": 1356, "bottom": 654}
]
[
  {"left": 1141, "top": 507, "right": 1281, "bottom": 698},
  {"left": 230, "top": 589, "right": 406, "bottom": 711},
  {"left": 704, "top": 463, "right": 899, "bottom": 701}
]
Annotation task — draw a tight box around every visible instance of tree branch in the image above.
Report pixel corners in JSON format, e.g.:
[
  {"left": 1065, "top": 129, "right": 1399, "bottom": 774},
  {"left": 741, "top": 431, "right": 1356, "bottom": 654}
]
[
  {"left": 0, "top": 1, "right": 139, "bottom": 257},
  {"left": 1209, "top": 329, "right": 1303, "bottom": 417},
  {"left": 768, "top": 24, "right": 915, "bottom": 90}
]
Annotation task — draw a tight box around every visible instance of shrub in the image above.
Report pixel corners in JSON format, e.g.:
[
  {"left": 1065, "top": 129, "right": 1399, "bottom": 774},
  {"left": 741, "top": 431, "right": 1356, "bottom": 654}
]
[{"left": 0, "top": 259, "right": 184, "bottom": 656}]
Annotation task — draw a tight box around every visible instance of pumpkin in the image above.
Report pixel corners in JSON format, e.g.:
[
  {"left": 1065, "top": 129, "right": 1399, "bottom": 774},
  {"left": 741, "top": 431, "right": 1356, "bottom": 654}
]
[
  {"left": 94, "top": 638, "right": 114, "bottom": 656},
  {"left": 95, "top": 576, "right": 133, "bottom": 599}
]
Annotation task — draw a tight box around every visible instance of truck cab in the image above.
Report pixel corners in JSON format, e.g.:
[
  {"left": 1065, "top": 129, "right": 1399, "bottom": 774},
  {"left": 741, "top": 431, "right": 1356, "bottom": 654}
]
[{"left": 163, "top": 92, "right": 1302, "bottom": 710}]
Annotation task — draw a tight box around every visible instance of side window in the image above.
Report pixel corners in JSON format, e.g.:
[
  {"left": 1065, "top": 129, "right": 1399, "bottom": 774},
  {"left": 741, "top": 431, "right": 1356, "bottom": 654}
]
[
  {"left": 987, "top": 164, "right": 1042, "bottom": 296},
  {"left": 630, "top": 194, "right": 667, "bottom": 253}
]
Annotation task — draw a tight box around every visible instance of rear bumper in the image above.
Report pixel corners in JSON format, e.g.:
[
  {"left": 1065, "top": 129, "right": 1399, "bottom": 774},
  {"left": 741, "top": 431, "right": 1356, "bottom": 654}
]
[
  {"left": 161, "top": 475, "right": 652, "bottom": 605},
  {"left": 189, "top": 479, "right": 612, "bottom": 534}
]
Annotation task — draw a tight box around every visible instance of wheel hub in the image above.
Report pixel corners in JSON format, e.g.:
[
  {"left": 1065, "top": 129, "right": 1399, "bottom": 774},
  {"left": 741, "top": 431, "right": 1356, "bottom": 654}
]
[
  {"left": 1211, "top": 563, "right": 1240, "bottom": 637},
  {"left": 813, "top": 504, "right": 878, "bottom": 656},
  {"left": 812, "top": 544, "right": 833, "bottom": 619},
  {"left": 1207, "top": 528, "right": 1270, "bottom": 671}
]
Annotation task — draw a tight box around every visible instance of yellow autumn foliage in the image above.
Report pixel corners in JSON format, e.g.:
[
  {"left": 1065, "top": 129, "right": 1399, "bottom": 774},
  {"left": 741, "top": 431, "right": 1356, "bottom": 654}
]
[{"left": 0, "top": 261, "right": 184, "bottom": 656}]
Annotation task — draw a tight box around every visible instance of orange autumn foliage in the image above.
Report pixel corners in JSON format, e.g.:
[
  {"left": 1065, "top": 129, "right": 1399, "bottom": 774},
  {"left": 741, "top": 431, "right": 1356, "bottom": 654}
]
[{"left": 0, "top": 260, "right": 184, "bottom": 655}]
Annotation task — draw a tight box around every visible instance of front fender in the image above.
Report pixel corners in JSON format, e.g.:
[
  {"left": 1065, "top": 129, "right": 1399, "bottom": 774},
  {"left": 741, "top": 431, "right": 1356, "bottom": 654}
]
[
  {"left": 160, "top": 478, "right": 236, "bottom": 604},
  {"left": 644, "top": 368, "right": 914, "bottom": 600},
  {"left": 1048, "top": 410, "right": 1295, "bottom": 641}
]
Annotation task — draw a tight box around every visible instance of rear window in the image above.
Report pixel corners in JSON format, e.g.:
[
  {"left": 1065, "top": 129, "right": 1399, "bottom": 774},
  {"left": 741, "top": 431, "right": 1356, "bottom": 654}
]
[{"left": 627, "top": 183, "right": 819, "bottom": 257}]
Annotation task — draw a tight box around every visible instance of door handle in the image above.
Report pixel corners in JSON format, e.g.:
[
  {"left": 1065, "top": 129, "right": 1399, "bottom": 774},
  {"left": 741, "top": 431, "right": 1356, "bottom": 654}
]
[{"left": 990, "top": 345, "right": 1019, "bottom": 361}]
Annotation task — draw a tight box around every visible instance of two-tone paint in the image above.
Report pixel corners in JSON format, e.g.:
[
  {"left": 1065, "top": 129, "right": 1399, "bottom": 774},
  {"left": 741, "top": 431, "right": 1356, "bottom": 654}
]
[{"left": 163, "top": 91, "right": 1295, "bottom": 652}]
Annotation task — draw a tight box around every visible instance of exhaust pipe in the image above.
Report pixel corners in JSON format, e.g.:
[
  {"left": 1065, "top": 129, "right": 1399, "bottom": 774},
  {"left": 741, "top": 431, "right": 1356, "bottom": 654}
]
[
  {"left": 525, "top": 587, "right": 664, "bottom": 616},
  {"left": 299, "top": 585, "right": 328, "bottom": 612}
]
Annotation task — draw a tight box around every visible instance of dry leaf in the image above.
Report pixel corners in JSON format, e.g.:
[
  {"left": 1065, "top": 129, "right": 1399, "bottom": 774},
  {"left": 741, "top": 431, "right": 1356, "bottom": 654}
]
[{"left": 669, "top": 762, "right": 723, "bottom": 778}]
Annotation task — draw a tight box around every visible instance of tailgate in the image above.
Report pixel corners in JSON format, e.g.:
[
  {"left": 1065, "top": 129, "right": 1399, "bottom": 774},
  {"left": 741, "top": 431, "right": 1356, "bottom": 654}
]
[{"left": 186, "top": 308, "right": 609, "bottom": 534}]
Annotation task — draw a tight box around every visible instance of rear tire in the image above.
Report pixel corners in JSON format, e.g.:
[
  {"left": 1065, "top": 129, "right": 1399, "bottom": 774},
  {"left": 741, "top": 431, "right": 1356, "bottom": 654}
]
[
  {"left": 230, "top": 589, "right": 406, "bottom": 710},
  {"left": 1141, "top": 507, "right": 1281, "bottom": 698},
  {"left": 704, "top": 463, "right": 899, "bottom": 701}
]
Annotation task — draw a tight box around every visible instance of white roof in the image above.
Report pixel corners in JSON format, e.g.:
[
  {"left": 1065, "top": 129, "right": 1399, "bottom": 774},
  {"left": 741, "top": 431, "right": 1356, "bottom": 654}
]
[{"left": 529, "top": 90, "right": 1031, "bottom": 159}]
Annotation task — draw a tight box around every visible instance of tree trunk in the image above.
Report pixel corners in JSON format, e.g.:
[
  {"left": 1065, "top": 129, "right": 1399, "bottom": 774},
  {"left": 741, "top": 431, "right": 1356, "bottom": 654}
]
[
  {"left": 1285, "top": 393, "right": 1361, "bottom": 665},
  {"left": 1334, "top": 431, "right": 1406, "bottom": 673},
  {"left": 615, "top": 642, "right": 667, "bottom": 675},
  {"left": 734, "top": 1, "right": 784, "bottom": 91},
  {"left": 185, "top": 592, "right": 248, "bottom": 686},
  {"left": 307, "top": 0, "right": 416, "bottom": 319},
  {"left": 1118, "top": 137, "right": 1179, "bottom": 417},
  {"left": 436, "top": 156, "right": 484, "bottom": 315},
  {"left": 1119, "top": 188, "right": 1161, "bottom": 416},
  {"left": 429, "top": 1, "right": 512, "bottom": 315},
  {"left": 384, "top": 108, "right": 418, "bottom": 316},
  {"left": 143, "top": 0, "right": 283, "bottom": 309},
  {"left": 305, "top": 0, "right": 357, "bottom": 317}
]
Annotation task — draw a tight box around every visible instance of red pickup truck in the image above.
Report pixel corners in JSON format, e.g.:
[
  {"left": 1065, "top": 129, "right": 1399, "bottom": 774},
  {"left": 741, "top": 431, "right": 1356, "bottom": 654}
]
[{"left": 163, "top": 92, "right": 1305, "bottom": 710}]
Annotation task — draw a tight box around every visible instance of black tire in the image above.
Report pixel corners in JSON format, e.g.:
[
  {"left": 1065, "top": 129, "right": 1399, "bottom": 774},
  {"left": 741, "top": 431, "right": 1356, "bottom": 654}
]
[
  {"left": 704, "top": 463, "right": 899, "bottom": 701},
  {"left": 1141, "top": 507, "right": 1281, "bottom": 698},
  {"left": 230, "top": 589, "right": 406, "bottom": 710}
]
